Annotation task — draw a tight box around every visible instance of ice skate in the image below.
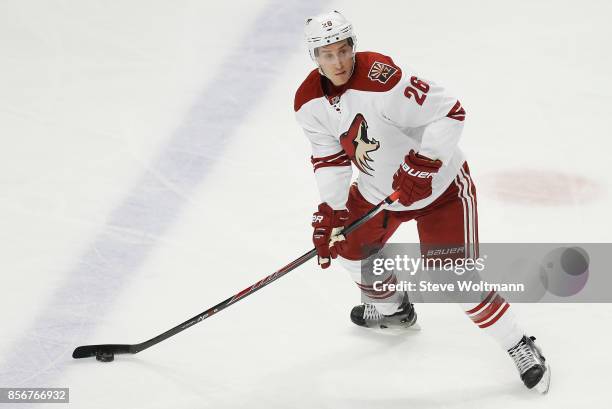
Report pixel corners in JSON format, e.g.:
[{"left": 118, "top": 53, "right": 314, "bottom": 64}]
[
  {"left": 508, "top": 335, "right": 551, "bottom": 394},
  {"left": 350, "top": 293, "right": 418, "bottom": 330}
]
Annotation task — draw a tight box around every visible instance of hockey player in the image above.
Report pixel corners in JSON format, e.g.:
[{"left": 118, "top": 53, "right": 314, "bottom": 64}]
[{"left": 294, "top": 11, "right": 550, "bottom": 393}]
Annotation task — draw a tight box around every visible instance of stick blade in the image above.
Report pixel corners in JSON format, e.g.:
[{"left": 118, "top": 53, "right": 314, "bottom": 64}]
[{"left": 72, "top": 344, "right": 132, "bottom": 359}]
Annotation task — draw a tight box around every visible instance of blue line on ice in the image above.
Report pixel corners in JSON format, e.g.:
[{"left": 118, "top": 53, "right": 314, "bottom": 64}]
[{"left": 0, "top": 0, "right": 325, "bottom": 387}]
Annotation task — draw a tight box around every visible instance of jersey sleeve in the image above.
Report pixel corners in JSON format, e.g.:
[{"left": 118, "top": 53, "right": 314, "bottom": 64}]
[
  {"left": 296, "top": 107, "right": 352, "bottom": 210},
  {"left": 380, "top": 68, "right": 466, "bottom": 164}
]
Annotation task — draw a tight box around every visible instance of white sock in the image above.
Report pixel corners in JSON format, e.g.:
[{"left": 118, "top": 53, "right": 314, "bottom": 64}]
[
  {"left": 461, "top": 291, "right": 524, "bottom": 350},
  {"left": 338, "top": 256, "right": 404, "bottom": 314}
]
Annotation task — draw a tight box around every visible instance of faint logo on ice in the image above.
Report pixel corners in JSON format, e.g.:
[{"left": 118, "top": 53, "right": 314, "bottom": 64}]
[{"left": 480, "top": 170, "right": 603, "bottom": 206}]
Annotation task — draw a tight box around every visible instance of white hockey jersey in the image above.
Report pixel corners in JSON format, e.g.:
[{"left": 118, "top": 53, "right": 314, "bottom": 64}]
[{"left": 294, "top": 51, "right": 467, "bottom": 211}]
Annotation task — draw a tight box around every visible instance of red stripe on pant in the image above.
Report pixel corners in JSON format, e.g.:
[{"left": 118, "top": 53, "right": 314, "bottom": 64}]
[
  {"left": 465, "top": 291, "right": 495, "bottom": 314},
  {"left": 471, "top": 294, "right": 505, "bottom": 324},
  {"left": 466, "top": 291, "right": 509, "bottom": 328},
  {"left": 355, "top": 274, "right": 397, "bottom": 300},
  {"left": 479, "top": 303, "right": 510, "bottom": 328}
]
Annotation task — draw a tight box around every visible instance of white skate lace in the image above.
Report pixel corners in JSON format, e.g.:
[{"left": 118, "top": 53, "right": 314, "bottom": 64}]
[
  {"left": 508, "top": 338, "right": 541, "bottom": 375},
  {"left": 363, "top": 304, "right": 384, "bottom": 321}
]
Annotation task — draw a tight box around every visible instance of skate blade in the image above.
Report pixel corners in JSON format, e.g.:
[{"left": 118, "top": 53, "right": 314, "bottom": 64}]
[
  {"left": 378, "top": 321, "right": 421, "bottom": 331},
  {"left": 534, "top": 363, "right": 551, "bottom": 394}
]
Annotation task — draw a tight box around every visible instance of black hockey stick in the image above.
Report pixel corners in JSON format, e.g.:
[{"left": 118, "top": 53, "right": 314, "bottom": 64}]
[{"left": 72, "top": 191, "right": 400, "bottom": 362}]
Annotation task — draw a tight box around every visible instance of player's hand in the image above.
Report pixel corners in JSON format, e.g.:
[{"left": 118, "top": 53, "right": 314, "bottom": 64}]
[
  {"left": 392, "top": 150, "right": 442, "bottom": 207},
  {"left": 311, "top": 203, "right": 349, "bottom": 269}
]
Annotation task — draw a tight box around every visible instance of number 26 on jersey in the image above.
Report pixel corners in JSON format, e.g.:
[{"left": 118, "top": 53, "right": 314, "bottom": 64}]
[{"left": 404, "top": 76, "right": 430, "bottom": 106}]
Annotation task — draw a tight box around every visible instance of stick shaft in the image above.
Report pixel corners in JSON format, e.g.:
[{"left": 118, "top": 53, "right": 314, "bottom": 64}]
[{"left": 74, "top": 191, "right": 398, "bottom": 357}]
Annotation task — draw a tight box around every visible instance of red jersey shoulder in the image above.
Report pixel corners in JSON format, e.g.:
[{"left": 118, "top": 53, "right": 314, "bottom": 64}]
[
  {"left": 294, "top": 52, "right": 402, "bottom": 112},
  {"left": 350, "top": 51, "right": 402, "bottom": 92},
  {"left": 294, "top": 69, "right": 324, "bottom": 112}
]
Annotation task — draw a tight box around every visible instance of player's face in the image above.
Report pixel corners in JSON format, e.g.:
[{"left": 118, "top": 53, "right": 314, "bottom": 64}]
[{"left": 316, "top": 40, "right": 354, "bottom": 86}]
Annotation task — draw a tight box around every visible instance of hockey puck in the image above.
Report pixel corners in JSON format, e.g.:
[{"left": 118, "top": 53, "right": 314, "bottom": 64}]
[{"left": 95, "top": 351, "right": 114, "bottom": 362}]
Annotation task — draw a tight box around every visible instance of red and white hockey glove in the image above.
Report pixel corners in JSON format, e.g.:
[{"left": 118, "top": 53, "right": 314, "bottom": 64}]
[
  {"left": 311, "top": 203, "right": 349, "bottom": 269},
  {"left": 392, "top": 150, "right": 443, "bottom": 207}
]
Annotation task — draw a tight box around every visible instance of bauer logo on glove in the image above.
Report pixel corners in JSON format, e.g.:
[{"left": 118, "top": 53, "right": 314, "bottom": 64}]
[
  {"left": 400, "top": 163, "right": 437, "bottom": 178},
  {"left": 392, "top": 150, "right": 442, "bottom": 207}
]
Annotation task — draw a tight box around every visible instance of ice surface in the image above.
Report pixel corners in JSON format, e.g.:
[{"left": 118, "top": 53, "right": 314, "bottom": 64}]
[{"left": 1, "top": 0, "right": 611, "bottom": 408}]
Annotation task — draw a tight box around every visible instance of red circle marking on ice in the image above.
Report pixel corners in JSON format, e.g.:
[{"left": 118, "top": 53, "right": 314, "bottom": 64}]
[{"left": 481, "top": 170, "right": 603, "bottom": 206}]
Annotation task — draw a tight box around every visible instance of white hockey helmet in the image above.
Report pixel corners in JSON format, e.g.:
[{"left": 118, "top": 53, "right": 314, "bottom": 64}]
[{"left": 304, "top": 11, "right": 357, "bottom": 61}]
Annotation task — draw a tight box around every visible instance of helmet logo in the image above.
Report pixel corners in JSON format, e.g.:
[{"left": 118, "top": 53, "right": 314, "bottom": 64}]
[
  {"left": 340, "top": 114, "right": 380, "bottom": 176},
  {"left": 305, "top": 12, "right": 355, "bottom": 61},
  {"left": 368, "top": 61, "right": 398, "bottom": 84}
]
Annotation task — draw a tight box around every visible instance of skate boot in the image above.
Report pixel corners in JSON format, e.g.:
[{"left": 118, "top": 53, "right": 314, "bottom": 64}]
[
  {"left": 350, "top": 293, "right": 417, "bottom": 329},
  {"left": 508, "top": 335, "right": 551, "bottom": 394}
]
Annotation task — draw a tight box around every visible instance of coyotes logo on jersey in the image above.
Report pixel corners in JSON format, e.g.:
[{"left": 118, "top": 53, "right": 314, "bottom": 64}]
[
  {"left": 340, "top": 114, "right": 380, "bottom": 176},
  {"left": 367, "top": 61, "right": 398, "bottom": 84}
]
